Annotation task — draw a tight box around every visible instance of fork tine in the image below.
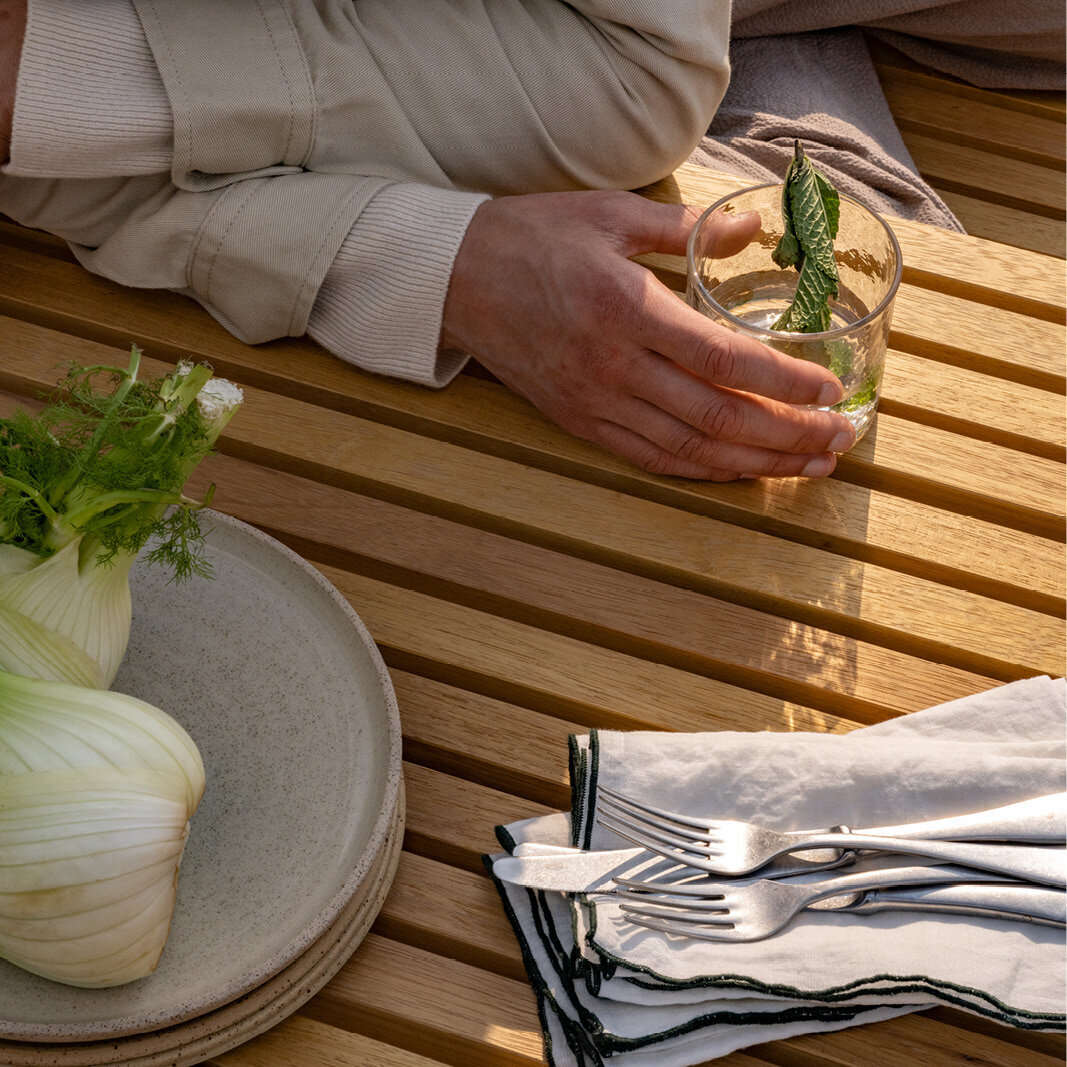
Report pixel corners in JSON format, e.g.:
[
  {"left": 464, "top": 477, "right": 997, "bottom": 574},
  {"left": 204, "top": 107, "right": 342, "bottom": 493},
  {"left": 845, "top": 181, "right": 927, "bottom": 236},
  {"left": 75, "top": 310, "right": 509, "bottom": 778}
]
[
  {"left": 615, "top": 890, "right": 729, "bottom": 911},
  {"left": 620, "top": 902, "right": 733, "bottom": 924},
  {"left": 597, "top": 788, "right": 711, "bottom": 838},
  {"left": 595, "top": 815, "right": 725, "bottom": 874},
  {"left": 621, "top": 912, "right": 738, "bottom": 940},
  {"left": 597, "top": 810, "right": 724, "bottom": 859}
]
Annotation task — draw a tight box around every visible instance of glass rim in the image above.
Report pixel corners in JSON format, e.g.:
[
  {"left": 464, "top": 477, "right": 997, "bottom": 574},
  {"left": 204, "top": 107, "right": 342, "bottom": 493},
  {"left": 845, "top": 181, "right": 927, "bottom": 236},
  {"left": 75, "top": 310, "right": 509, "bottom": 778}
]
[{"left": 686, "top": 182, "right": 904, "bottom": 341}]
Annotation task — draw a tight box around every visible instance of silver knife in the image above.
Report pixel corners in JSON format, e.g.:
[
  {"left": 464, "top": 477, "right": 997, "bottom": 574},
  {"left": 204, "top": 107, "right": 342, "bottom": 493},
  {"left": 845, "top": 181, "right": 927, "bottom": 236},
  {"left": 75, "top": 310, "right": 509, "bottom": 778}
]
[
  {"left": 495, "top": 851, "right": 1066, "bottom": 925},
  {"left": 495, "top": 844, "right": 849, "bottom": 892},
  {"left": 494, "top": 842, "right": 1066, "bottom": 893}
]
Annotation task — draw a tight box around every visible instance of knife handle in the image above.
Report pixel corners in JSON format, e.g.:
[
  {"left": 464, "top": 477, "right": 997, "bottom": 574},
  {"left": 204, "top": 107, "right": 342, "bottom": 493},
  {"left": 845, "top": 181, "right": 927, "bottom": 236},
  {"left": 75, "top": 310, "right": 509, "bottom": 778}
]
[
  {"left": 841, "top": 883, "right": 1066, "bottom": 925},
  {"left": 851, "top": 792, "right": 1067, "bottom": 843},
  {"left": 798, "top": 834, "right": 1066, "bottom": 887}
]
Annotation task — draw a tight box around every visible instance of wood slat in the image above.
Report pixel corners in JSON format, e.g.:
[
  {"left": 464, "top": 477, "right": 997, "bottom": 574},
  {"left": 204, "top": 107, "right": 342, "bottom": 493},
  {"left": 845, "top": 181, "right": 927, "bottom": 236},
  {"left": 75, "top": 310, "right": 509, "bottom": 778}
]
[
  {"left": 404, "top": 762, "right": 552, "bottom": 872},
  {"left": 209, "top": 1015, "right": 452, "bottom": 1067},
  {"left": 374, "top": 851, "right": 529, "bottom": 983},
  {"left": 393, "top": 672, "right": 575, "bottom": 808},
  {"left": 935, "top": 190, "right": 1066, "bottom": 259}
]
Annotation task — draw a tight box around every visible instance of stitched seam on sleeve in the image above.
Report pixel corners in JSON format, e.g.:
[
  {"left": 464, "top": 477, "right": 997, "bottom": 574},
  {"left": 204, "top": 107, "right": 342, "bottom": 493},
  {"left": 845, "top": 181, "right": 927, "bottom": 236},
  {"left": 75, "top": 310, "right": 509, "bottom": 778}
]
[
  {"left": 266, "top": 0, "right": 317, "bottom": 165},
  {"left": 251, "top": 0, "right": 298, "bottom": 164},
  {"left": 188, "top": 181, "right": 258, "bottom": 301},
  {"left": 287, "top": 183, "right": 387, "bottom": 335},
  {"left": 138, "top": 0, "right": 190, "bottom": 177}
]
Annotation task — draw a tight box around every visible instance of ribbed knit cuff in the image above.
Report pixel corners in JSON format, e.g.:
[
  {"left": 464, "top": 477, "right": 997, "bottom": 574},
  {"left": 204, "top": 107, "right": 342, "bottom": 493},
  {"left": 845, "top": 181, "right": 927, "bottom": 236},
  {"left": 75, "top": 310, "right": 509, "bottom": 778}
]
[
  {"left": 6, "top": 0, "right": 171, "bottom": 178},
  {"left": 308, "top": 183, "right": 490, "bottom": 389}
]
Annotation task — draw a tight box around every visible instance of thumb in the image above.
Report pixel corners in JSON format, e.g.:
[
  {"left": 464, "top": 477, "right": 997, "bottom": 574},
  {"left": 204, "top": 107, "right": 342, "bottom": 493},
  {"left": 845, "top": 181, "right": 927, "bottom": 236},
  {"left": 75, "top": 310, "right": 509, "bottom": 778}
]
[
  {"left": 615, "top": 199, "right": 703, "bottom": 258},
  {"left": 617, "top": 198, "right": 762, "bottom": 262}
]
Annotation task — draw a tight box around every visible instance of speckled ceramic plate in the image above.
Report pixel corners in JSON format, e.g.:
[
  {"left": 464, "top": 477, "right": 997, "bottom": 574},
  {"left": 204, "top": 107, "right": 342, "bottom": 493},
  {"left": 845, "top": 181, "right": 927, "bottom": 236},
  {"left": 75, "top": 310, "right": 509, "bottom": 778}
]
[{"left": 0, "top": 512, "right": 403, "bottom": 1046}]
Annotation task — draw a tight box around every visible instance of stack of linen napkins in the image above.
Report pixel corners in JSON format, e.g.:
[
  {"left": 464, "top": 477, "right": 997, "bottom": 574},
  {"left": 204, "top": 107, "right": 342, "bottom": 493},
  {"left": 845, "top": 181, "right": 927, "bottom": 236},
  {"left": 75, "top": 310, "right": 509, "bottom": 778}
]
[{"left": 487, "top": 677, "right": 1067, "bottom": 1066}]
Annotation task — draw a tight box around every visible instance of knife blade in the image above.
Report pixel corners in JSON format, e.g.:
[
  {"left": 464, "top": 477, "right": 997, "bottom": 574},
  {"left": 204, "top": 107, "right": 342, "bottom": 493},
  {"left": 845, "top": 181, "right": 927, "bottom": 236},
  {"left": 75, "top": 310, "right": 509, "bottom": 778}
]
[{"left": 495, "top": 842, "right": 853, "bottom": 893}]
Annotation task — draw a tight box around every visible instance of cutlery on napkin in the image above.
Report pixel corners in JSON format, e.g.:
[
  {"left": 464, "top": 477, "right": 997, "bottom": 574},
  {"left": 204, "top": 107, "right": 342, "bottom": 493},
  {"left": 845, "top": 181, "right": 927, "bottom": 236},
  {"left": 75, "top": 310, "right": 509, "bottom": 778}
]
[{"left": 487, "top": 676, "right": 1067, "bottom": 1067}]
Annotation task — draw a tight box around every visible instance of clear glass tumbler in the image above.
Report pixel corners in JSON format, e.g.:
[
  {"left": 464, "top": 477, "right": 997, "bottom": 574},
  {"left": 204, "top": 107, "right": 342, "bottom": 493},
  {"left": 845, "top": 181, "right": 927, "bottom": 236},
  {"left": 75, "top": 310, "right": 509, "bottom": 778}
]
[{"left": 686, "top": 183, "right": 903, "bottom": 443}]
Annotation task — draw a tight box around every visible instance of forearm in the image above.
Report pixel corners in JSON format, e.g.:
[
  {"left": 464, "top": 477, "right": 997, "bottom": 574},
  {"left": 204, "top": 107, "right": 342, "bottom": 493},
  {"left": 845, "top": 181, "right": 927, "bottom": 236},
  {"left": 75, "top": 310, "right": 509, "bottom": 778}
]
[{"left": 0, "top": 0, "right": 26, "bottom": 165}]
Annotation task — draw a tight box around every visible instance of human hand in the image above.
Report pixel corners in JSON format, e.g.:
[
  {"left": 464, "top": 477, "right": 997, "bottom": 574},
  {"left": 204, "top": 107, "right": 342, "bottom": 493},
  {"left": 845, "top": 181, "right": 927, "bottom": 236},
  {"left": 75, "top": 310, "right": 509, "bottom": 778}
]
[{"left": 439, "top": 190, "right": 856, "bottom": 481}]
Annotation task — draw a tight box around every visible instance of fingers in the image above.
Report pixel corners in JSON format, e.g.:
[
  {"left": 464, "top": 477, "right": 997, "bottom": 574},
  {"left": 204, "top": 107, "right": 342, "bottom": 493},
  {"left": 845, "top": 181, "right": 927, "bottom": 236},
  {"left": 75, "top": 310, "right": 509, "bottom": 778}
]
[
  {"left": 634, "top": 351, "right": 855, "bottom": 457},
  {"left": 588, "top": 414, "right": 838, "bottom": 482},
  {"left": 631, "top": 270, "right": 849, "bottom": 410},
  {"left": 601, "top": 395, "right": 842, "bottom": 479},
  {"left": 691, "top": 208, "right": 762, "bottom": 260}
]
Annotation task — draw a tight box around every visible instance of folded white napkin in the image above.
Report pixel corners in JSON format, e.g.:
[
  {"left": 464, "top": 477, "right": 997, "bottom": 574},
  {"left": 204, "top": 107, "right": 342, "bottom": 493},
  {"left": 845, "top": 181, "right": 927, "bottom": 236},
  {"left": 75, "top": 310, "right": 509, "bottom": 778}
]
[{"left": 489, "top": 676, "right": 1067, "bottom": 1066}]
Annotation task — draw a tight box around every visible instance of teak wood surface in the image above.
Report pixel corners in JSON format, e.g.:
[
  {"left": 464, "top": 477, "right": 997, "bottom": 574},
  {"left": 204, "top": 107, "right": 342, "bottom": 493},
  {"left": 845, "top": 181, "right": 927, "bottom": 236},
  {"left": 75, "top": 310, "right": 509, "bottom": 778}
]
[{"left": 0, "top": 45, "right": 1064, "bottom": 1067}]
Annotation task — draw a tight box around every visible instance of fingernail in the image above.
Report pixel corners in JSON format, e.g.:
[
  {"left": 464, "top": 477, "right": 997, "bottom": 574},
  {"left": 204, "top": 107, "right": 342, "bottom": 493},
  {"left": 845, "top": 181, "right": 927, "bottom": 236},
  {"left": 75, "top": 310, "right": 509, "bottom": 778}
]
[
  {"left": 818, "top": 381, "right": 844, "bottom": 407},
  {"left": 801, "top": 453, "right": 836, "bottom": 478},
  {"left": 830, "top": 430, "right": 855, "bottom": 453}
]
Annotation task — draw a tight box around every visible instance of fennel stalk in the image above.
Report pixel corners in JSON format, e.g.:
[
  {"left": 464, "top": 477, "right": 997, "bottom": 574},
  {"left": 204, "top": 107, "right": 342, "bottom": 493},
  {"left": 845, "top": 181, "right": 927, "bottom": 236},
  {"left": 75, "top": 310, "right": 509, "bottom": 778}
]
[{"left": 0, "top": 349, "right": 242, "bottom": 688}]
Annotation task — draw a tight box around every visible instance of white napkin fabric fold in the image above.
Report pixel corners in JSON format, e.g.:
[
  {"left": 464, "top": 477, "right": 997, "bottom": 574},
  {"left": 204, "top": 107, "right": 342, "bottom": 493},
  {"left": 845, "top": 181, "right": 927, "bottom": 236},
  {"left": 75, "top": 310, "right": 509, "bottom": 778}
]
[{"left": 488, "top": 677, "right": 1066, "bottom": 1066}]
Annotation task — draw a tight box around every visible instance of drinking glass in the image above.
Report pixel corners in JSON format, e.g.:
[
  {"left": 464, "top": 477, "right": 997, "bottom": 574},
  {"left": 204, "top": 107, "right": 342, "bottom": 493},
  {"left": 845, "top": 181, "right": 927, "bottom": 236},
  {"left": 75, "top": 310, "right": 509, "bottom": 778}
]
[{"left": 686, "top": 183, "right": 903, "bottom": 443}]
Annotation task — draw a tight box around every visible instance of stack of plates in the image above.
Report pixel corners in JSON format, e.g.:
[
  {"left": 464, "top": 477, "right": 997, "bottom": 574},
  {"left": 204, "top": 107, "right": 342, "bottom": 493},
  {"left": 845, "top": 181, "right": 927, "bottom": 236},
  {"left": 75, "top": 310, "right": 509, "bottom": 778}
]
[{"left": 0, "top": 514, "right": 404, "bottom": 1067}]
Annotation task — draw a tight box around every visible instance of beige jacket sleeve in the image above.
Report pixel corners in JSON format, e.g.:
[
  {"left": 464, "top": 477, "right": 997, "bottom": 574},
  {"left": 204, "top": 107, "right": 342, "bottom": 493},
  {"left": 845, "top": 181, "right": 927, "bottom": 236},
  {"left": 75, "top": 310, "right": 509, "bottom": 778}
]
[{"left": 1, "top": 0, "right": 730, "bottom": 380}]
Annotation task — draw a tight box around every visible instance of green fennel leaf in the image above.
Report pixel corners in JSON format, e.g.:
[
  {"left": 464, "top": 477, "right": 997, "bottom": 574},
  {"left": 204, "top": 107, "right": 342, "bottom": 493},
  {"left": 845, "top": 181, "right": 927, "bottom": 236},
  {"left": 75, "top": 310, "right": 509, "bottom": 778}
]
[{"left": 0, "top": 349, "right": 241, "bottom": 577}]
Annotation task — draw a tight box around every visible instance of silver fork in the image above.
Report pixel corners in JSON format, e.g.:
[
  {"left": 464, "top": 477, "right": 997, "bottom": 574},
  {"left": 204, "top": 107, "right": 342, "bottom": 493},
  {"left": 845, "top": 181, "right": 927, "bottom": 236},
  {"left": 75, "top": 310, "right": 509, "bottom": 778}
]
[
  {"left": 615, "top": 866, "right": 1067, "bottom": 942},
  {"left": 596, "top": 789, "right": 1067, "bottom": 886}
]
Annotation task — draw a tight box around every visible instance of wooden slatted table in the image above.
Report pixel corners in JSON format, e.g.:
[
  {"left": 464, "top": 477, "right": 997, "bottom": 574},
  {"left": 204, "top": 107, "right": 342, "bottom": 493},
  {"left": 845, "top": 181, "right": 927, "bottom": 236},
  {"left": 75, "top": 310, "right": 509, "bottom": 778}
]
[{"left": 0, "top": 156, "right": 1064, "bottom": 1067}]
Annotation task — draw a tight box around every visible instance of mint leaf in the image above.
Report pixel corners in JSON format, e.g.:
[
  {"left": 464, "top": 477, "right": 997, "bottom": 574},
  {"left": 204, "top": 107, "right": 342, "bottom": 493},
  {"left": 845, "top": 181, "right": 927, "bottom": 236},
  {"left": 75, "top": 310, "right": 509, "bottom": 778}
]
[{"left": 773, "top": 141, "right": 840, "bottom": 333}]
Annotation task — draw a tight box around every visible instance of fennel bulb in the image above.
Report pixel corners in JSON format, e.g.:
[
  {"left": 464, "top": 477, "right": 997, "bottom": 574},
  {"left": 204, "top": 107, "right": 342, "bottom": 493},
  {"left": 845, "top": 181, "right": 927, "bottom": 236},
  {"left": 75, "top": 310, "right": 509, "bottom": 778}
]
[
  {"left": 0, "top": 669, "right": 205, "bottom": 987},
  {"left": 0, "top": 350, "right": 242, "bottom": 688}
]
